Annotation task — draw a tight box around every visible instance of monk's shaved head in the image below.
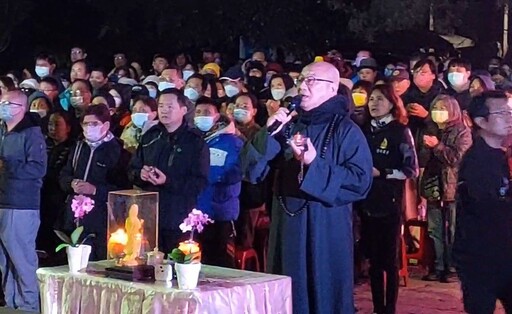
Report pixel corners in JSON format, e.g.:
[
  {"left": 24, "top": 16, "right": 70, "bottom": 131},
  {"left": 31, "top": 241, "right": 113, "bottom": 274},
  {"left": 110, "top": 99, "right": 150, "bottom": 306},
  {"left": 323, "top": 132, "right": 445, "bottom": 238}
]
[
  {"left": 305, "top": 62, "right": 340, "bottom": 87},
  {"left": 299, "top": 62, "right": 340, "bottom": 111}
]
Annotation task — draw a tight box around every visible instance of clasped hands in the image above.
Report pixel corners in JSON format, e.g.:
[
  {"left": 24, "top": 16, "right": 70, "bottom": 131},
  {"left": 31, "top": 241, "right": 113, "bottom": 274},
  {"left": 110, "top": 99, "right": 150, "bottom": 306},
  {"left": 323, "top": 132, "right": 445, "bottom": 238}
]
[
  {"left": 140, "top": 165, "right": 167, "bottom": 185},
  {"left": 71, "top": 179, "right": 96, "bottom": 195}
]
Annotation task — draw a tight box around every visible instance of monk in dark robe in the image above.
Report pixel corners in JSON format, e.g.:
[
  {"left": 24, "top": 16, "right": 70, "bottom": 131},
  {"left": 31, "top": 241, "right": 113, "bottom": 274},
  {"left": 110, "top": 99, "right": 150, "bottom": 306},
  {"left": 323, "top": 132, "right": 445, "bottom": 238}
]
[{"left": 242, "top": 62, "right": 373, "bottom": 314}]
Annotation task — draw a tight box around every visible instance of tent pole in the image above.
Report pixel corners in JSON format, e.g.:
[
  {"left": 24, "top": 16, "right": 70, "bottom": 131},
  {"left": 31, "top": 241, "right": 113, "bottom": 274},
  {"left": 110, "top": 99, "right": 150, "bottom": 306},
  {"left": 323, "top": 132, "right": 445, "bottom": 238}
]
[{"left": 504, "top": 2, "right": 509, "bottom": 57}]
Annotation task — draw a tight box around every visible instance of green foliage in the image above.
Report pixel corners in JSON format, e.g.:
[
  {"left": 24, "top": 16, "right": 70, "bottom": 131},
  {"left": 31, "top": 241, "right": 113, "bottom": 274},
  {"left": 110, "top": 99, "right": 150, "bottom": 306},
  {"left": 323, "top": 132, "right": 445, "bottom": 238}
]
[
  {"left": 54, "top": 230, "right": 72, "bottom": 245},
  {"left": 54, "top": 228, "right": 95, "bottom": 252},
  {"left": 169, "top": 249, "right": 201, "bottom": 264},
  {"left": 55, "top": 243, "right": 69, "bottom": 253},
  {"left": 71, "top": 226, "right": 84, "bottom": 245}
]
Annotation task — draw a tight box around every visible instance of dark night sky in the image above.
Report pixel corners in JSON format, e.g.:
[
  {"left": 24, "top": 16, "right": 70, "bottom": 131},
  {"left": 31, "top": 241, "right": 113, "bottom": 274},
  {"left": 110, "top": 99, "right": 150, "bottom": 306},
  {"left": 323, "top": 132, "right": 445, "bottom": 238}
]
[{"left": 0, "top": 0, "right": 505, "bottom": 73}]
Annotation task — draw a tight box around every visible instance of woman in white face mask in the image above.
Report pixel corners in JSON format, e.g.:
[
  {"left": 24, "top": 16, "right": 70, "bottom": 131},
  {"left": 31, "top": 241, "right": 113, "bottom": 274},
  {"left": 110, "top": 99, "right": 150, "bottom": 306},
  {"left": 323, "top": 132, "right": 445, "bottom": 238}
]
[
  {"left": 59, "top": 104, "right": 130, "bottom": 261},
  {"left": 233, "top": 93, "right": 260, "bottom": 141},
  {"left": 120, "top": 96, "right": 158, "bottom": 153},
  {"left": 265, "top": 74, "right": 297, "bottom": 117},
  {"left": 421, "top": 94, "right": 472, "bottom": 283},
  {"left": 184, "top": 74, "right": 205, "bottom": 103},
  {"left": 29, "top": 91, "right": 53, "bottom": 135}
]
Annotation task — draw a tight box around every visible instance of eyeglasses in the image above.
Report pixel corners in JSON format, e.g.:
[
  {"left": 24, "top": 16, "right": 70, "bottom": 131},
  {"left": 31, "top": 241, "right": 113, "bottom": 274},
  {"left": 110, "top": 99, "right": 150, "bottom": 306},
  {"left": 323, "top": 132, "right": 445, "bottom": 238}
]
[
  {"left": 296, "top": 76, "right": 334, "bottom": 87},
  {"left": 489, "top": 110, "right": 512, "bottom": 118},
  {"left": 80, "top": 121, "right": 103, "bottom": 127},
  {"left": 71, "top": 50, "right": 83, "bottom": 55},
  {"left": 0, "top": 100, "right": 24, "bottom": 107}
]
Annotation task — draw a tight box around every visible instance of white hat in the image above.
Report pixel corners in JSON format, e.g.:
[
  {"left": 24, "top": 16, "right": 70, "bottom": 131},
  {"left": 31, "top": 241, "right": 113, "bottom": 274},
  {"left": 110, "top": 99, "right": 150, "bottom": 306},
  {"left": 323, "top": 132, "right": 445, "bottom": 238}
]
[
  {"left": 19, "top": 79, "right": 39, "bottom": 90},
  {"left": 142, "top": 75, "right": 159, "bottom": 86},
  {"left": 117, "top": 77, "right": 138, "bottom": 86}
]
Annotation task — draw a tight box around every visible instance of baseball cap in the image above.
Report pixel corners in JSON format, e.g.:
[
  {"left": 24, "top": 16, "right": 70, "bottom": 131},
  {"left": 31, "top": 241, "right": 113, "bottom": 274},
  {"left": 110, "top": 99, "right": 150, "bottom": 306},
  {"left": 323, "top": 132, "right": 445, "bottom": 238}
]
[
  {"left": 357, "top": 58, "right": 378, "bottom": 71},
  {"left": 220, "top": 67, "right": 244, "bottom": 82},
  {"left": 390, "top": 69, "right": 410, "bottom": 81}
]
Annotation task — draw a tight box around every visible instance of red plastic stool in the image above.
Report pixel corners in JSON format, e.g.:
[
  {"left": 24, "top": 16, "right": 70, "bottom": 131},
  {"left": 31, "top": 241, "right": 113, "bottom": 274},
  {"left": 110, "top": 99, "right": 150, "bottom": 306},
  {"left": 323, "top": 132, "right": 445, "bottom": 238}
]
[
  {"left": 399, "top": 226, "right": 409, "bottom": 287},
  {"left": 227, "top": 244, "right": 261, "bottom": 272},
  {"left": 236, "top": 248, "right": 260, "bottom": 272}
]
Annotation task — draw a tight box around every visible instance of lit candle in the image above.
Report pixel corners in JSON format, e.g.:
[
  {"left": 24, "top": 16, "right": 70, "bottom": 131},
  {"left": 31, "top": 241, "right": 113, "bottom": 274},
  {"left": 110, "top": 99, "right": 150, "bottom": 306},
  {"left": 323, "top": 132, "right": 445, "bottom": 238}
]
[
  {"left": 178, "top": 240, "right": 200, "bottom": 255},
  {"left": 108, "top": 229, "right": 128, "bottom": 258}
]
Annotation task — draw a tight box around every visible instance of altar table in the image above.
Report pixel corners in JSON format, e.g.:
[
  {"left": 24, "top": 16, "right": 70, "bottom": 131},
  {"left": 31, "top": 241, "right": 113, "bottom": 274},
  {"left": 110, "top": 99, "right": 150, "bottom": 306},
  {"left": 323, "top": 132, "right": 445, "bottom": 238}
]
[{"left": 36, "top": 261, "right": 292, "bottom": 314}]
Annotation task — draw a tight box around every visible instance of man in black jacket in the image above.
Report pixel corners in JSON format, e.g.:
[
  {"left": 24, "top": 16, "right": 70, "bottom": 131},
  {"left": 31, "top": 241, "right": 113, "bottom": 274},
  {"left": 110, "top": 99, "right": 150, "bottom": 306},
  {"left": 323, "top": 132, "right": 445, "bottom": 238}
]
[
  {"left": 454, "top": 91, "right": 512, "bottom": 313},
  {"left": 0, "top": 90, "right": 47, "bottom": 312},
  {"left": 129, "top": 89, "right": 210, "bottom": 253}
]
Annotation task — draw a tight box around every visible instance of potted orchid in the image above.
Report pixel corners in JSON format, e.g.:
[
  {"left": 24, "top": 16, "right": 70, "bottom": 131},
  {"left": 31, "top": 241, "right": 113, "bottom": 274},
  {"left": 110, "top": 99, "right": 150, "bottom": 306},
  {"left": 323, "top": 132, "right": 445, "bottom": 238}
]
[
  {"left": 170, "top": 208, "right": 213, "bottom": 289},
  {"left": 54, "top": 195, "right": 96, "bottom": 273}
]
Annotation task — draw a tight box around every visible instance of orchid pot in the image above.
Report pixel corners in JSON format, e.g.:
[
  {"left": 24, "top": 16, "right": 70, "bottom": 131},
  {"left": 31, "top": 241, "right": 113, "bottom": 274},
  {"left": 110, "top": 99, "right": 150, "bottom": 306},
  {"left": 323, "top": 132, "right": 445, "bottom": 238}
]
[
  {"left": 175, "top": 262, "right": 202, "bottom": 289},
  {"left": 66, "top": 244, "right": 92, "bottom": 274},
  {"left": 168, "top": 208, "right": 213, "bottom": 289},
  {"left": 54, "top": 195, "right": 96, "bottom": 274}
]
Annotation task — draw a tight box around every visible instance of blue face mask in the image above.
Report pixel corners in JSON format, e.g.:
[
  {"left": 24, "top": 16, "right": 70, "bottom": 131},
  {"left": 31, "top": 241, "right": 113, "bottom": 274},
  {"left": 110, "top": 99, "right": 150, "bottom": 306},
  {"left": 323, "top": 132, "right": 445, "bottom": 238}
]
[
  {"left": 0, "top": 105, "right": 13, "bottom": 121},
  {"left": 194, "top": 116, "right": 215, "bottom": 132},
  {"left": 233, "top": 108, "right": 251, "bottom": 123},
  {"left": 184, "top": 87, "right": 200, "bottom": 102},
  {"left": 35, "top": 66, "right": 50, "bottom": 78},
  {"left": 448, "top": 72, "right": 466, "bottom": 87},
  {"left": 148, "top": 88, "right": 157, "bottom": 99},
  {"left": 183, "top": 70, "right": 195, "bottom": 81},
  {"left": 131, "top": 113, "right": 149, "bottom": 129},
  {"left": 0, "top": 104, "right": 21, "bottom": 122},
  {"left": 158, "top": 81, "right": 175, "bottom": 91},
  {"left": 224, "top": 85, "right": 240, "bottom": 98}
]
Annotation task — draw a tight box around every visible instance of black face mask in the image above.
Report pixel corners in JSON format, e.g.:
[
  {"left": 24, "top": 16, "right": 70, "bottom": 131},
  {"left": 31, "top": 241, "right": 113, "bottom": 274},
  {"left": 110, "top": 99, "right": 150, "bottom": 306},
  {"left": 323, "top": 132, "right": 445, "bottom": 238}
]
[{"left": 247, "top": 76, "right": 265, "bottom": 94}]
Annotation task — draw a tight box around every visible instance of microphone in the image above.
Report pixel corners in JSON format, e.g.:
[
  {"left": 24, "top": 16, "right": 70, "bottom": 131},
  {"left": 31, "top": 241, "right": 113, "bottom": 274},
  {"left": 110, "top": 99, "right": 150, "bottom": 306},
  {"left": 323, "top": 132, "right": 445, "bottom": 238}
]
[{"left": 267, "top": 95, "right": 302, "bottom": 135}]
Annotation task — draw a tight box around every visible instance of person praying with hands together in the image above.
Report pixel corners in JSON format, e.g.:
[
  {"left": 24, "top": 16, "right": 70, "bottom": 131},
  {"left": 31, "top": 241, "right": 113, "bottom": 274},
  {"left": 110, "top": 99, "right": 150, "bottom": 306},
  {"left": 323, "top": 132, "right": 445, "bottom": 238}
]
[
  {"left": 59, "top": 104, "right": 130, "bottom": 261},
  {"left": 129, "top": 89, "right": 210, "bottom": 253}
]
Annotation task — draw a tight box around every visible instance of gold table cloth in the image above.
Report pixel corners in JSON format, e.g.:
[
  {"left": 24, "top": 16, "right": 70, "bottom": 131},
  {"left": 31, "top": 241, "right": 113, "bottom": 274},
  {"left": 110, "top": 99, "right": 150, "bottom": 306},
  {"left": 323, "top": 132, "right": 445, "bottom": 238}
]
[{"left": 36, "top": 261, "right": 292, "bottom": 314}]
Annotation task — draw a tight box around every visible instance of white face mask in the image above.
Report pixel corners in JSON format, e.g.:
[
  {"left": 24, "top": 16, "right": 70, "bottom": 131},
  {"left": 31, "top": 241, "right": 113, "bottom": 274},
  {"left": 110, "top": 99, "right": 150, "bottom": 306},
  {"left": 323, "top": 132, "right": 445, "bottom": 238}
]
[
  {"left": 233, "top": 108, "right": 251, "bottom": 123},
  {"left": 83, "top": 125, "right": 105, "bottom": 142},
  {"left": 184, "top": 87, "right": 200, "bottom": 102},
  {"left": 35, "top": 66, "right": 50, "bottom": 78},
  {"left": 158, "top": 81, "right": 176, "bottom": 91},
  {"left": 271, "top": 88, "right": 286, "bottom": 100},
  {"left": 148, "top": 88, "right": 157, "bottom": 99},
  {"left": 224, "top": 85, "right": 240, "bottom": 98},
  {"left": 431, "top": 110, "right": 449, "bottom": 124},
  {"left": 448, "top": 72, "right": 466, "bottom": 87},
  {"left": 183, "top": 70, "right": 195, "bottom": 81},
  {"left": 131, "top": 112, "right": 149, "bottom": 129},
  {"left": 30, "top": 109, "right": 47, "bottom": 118},
  {"left": 194, "top": 116, "right": 215, "bottom": 132}
]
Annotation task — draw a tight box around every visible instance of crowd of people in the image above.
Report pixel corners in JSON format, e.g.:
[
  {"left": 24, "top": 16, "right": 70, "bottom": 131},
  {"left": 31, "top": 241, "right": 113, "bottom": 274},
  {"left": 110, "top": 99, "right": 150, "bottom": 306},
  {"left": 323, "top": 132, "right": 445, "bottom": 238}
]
[{"left": 0, "top": 46, "right": 511, "bottom": 313}]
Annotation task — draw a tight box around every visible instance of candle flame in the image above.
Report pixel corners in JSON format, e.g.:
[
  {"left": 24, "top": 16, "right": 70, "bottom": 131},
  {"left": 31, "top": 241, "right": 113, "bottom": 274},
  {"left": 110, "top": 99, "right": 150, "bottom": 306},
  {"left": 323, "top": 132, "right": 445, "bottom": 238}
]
[{"left": 109, "top": 229, "right": 128, "bottom": 245}]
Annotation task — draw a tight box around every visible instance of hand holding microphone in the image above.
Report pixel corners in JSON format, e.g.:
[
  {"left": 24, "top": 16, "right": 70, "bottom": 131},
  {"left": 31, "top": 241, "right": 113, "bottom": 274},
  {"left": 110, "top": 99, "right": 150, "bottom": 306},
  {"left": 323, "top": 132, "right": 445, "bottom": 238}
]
[
  {"left": 266, "top": 108, "right": 295, "bottom": 136},
  {"left": 266, "top": 95, "right": 302, "bottom": 136}
]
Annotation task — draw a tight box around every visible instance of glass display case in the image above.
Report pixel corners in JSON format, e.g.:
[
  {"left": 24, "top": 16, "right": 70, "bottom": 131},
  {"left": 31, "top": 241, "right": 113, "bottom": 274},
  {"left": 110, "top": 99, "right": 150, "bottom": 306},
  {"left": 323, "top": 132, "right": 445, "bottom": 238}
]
[{"left": 107, "top": 189, "right": 159, "bottom": 266}]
